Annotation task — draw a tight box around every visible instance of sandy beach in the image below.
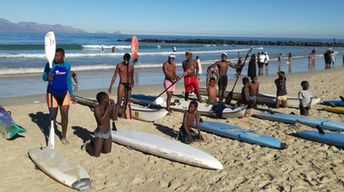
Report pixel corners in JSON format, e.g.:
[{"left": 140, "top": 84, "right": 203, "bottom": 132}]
[{"left": 1, "top": 67, "right": 344, "bottom": 192}]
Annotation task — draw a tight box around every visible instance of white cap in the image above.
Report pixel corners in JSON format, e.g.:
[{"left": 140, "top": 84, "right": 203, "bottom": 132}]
[
  {"left": 221, "top": 52, "right": 228, "bottom": 57},
  {"left": 168, "top": 54, "right": 176, "bottom": 59}
]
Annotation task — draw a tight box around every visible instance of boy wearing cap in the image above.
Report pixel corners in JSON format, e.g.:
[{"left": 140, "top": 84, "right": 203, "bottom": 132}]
[
  {"left": 163, "top": 55, "right": 179, "bottom": 111},
  {"left": 108, "top": 53, "right": 134, "bottom": 119},
  {"left": 182, "top": 51, "right": 202, "bottom": 102},
  {"left": 211, "top": 53, "right": 242, "bottom": 103}
]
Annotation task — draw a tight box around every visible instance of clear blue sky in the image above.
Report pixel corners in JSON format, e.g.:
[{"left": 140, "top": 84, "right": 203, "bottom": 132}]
[{"left": 1, "top": 0, "right": 343, "bottom": 38}]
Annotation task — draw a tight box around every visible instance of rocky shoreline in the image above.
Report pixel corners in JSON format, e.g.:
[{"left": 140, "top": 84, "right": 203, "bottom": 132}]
[{"left": 119, "top": 38, "right": 344, "bottom": 47}]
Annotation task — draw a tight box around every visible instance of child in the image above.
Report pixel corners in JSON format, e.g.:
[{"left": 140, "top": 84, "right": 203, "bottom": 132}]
[
  {"left": 241, "top": 77, "right": 251, "bottom": 117},
  {"left": 86, "top": 92, "right": 114, "bottom": 157},
  {"left": 298, "top": 81, "right": 312, "bottom": 116},
  {"left": 207, "top": 77, "right": 217, "bottom": 105},
  {"left": 275, "top": 71, "right": 287, "bottom": 108},
  {"left": 178, "top": 100, "right": 203, "bottom": 144},
  {"left": 249, "top": 76, "right": 259, "bottom": 108}
]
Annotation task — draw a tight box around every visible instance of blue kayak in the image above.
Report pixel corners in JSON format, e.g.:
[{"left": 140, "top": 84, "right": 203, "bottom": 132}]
[
  {"left": 193, "top": 121, "right": 286, "bottom": 149},
  {"left": 254, "top": 112, "right": 344, "bottom": 131},
  {"left": 295, "top": 130, "right": 344, "bottom": 148},
  {"left": 321, "top": 100, "right": 344, "bottom": 107}
]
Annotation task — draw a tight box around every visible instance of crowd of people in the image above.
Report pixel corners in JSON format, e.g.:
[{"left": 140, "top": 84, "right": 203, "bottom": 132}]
[{"left": 43, "top": 48, "right": 327, "bottom": 157}]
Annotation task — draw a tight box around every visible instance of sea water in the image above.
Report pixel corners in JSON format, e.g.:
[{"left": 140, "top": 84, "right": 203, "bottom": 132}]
[{"left": 0, "top": 32, "right": 343, "bottom": 98}]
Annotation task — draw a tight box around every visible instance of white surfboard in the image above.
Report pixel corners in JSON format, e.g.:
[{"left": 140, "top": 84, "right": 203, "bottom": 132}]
[
  {"left": 45, "top": 31, "right": 56, "bottom": 149},
  {"left": 111, "top": 129, "right": 223, "bottom": 170},
  {"left": 28, "top": 148, "right": 91, "bottom": 190}
]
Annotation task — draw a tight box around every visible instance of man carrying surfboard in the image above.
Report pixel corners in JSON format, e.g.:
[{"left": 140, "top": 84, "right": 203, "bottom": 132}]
[
  {"left": 43, "top": 48, "right": 74, "bottom": 144},
  {"left": 108, "top": 53, "right": 134, "bottom": 119}
]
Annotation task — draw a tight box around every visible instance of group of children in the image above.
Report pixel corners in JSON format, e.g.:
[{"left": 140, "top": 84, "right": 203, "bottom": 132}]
[{"left": 86, "top": 53, "right": 313, "bottom": 157}]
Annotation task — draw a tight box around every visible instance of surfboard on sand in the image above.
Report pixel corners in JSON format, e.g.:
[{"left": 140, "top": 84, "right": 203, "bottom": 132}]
[
  {"left": 111, "top": 129, "right": 223, "bottom": 170},
  {"left": 28, "top": 148, "right": 91, "bottom": 190},
  {"left": 0, "top": 106, "right": 27, "bottom": 139}
]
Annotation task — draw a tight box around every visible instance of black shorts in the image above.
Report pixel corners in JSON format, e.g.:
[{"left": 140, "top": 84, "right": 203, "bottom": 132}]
[
  {"left": 218, "top": 75, "right": 228, "bottom": 91},
  {"left": 53, "top": 93, "right": 67, "bottom": 106}
]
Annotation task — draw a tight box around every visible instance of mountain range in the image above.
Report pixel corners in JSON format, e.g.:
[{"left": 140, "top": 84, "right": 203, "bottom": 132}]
[{"left": 0, "top": 18, "right": 120, "bottom": 34}]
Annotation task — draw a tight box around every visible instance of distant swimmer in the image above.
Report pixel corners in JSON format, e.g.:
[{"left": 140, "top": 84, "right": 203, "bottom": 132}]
[
  {"left": 157, "top": 44, "right": 161, "bottom": 48},
  {"left": 101, "top": 46, "right": 104, "bottom": 53},
  {"left": 112, "top": 46, "right": 115, "bottom": 53},
  {"left": 172, "top": 46, "right": 177, "bottom": 52}
]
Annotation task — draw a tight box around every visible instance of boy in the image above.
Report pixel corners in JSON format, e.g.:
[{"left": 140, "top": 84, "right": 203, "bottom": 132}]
[
  {"left": 275, "top": 71, "right": 287, "bottom": 108},
  {"left": 86, "top": 92, "right": 114, "bottom": 157},
  {"left": 207, "top": 77, "right": 217, "bottom": 105},
  {"left": 298, "top": 81, "right": 312, "bottom": 116},
  {"left": 43, "top": 48, "right": 74, "bottom": 144},
  {"left": 241, "top": 77, "right": 251, "bottom": 117},
  {"left": 178, "top": 100, "right": 203, "bottom": 144},
  {"left": 249, "top": 76, "right": 259, "bottom": 108},
  {"left": 182, "top": 51, "right": 202, "bottom": 102},
  {"left": 108, "top": 53, "right": 134, "bottom": 119}
]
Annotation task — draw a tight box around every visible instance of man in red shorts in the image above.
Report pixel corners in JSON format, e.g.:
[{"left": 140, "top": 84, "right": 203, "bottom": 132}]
[{"left": 182, "top": 51, "right": 202, "bottom": 102}]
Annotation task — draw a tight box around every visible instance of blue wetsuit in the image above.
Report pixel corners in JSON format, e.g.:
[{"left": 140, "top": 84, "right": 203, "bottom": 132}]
[{"left": 43, "top": 61, "right": 73, "bottom": 106}]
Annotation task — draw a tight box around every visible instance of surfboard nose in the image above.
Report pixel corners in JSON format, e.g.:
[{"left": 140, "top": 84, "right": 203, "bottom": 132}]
[
  {"left": 211, "top": 159, "right": 224, "bottom": 170},
  {"left": 72, "top": 178, "right": 91, "bottom": 191}
]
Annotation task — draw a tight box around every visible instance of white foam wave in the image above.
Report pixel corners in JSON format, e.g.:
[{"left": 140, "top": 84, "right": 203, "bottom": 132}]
[
  {"left": 82, "top": 45, "right": 131, "bottom": 50},
  {"left": 0, "top": 47, "right": 263, "bottom": 59}
]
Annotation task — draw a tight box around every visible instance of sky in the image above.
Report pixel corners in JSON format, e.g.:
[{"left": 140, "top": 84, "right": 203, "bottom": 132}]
[{"left": 1, "top": 0, "right": 343, "bottom": 38}]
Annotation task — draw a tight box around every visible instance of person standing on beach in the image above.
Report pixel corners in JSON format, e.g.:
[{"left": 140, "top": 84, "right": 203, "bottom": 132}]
[
  {"left": 324, "top": 50, "right": 332, "bottom": 69},
  {"left": 288, "top": 52, "right": 292, "bottom": 62},
  {"left": 43, "top": 48, "right": 74, "bottom": 144},
  {"left": 211, "top": 53, "right": 242, "bottom": 103},
  {"left": 182, "top": 51, "right": 202, "bottom": 102},
  {"left": 298, "top": 81, "right": 312, "bottom": 116},
  {"left": 264, "top": 52, "right": 269, "bottom": 75},
  {"left": 247, "top": 54, "right": 257, "bottom": 79},
  {"left": 275, "top": 71, "right": 287, "bottom": 108},
  {"left": 108, "top": 53, "right": 134, "bottom": 119},
  {"left": 162, "top": 55, "right": 179, "bottom": 111},
  {"left": 258, "top": 52, "right": 265, "bottom": 76},
  {"left": 195, "top": 56, "right": 202, "bottom": 79}
]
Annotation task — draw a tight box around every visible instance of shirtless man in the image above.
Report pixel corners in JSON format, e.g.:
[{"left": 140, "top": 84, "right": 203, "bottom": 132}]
[
  {"left": 162, "top": 55, "right": 179, "bottom": 111},
  {"left": 108, "top": 53, "right": 134, "bottom": 119},
  {"left": 211, "top": 53, "right": 241, "bottom": 103},
  {"left": 182, "top": 51, "right": 202, "bottom": 102}
]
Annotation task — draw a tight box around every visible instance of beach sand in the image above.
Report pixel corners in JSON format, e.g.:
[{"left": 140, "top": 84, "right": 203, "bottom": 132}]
[{"left": 1, "top": 67, "right": 344, "bottom": 192}]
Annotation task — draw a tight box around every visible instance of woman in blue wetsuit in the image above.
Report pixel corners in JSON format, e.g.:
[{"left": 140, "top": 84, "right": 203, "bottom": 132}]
[{"left": 43, "top": 48, "right": 74, "bottom": 144}]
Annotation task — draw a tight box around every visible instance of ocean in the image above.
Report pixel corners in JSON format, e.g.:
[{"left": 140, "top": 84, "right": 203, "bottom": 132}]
[{"left": 0, "top": 32, "right": 343, "bottom": 98}]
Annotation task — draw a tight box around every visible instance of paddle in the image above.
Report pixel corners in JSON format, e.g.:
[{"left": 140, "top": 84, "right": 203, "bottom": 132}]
[
  {"left": 147, "top": 67, "right": 195, "bottom": 108},
  {"left": 45, "top": 32, "right": 56, "bottom": 149},
  {"left": 225, "top": 47, "right": 254, "bottom": 104}
]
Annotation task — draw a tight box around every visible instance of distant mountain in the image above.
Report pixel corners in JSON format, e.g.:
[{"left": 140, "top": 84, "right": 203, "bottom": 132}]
[{"left": 0, "top": 18, "right": 86, "bottom": 33}]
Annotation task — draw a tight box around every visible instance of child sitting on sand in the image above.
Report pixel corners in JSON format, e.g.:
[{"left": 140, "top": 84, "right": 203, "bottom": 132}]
[
  {"left": 86, "top": 92, "right": 114, "bottom": 157},
  {"left": 241, "top": 77, "right": 251, "bottom": 117},
  {"left": 249, "top": 76, "right": 259, "bottom": 109},
  {"left": 298, "top": 81, "right": 312, "bottom": 116},
  {"left": 275, "top": 71, "right": 287, "bottom": 108},
  {"left": 207, "top": 77, "right": 217, "bottom": 105},
  {"left": 178, "top": 100, "right": 203, "bottom": 144}
]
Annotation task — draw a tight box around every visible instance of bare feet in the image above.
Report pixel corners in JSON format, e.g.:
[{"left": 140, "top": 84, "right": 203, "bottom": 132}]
[{"left": 61, "top": 138, "right": 70, "bottom": 145}]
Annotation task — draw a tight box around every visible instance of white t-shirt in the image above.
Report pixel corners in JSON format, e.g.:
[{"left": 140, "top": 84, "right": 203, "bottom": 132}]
[
  {"left": 298, "top": 90, "right": 312, "bottom": 107},
  {"left": 259, "top": 54, "right": 265, "bottom": 63},
  {"left": 264, "top": 55, "right": 270, "bottom": 64},
  {"left": 196, "top": 58, "right": 203, "bottom": 75}
]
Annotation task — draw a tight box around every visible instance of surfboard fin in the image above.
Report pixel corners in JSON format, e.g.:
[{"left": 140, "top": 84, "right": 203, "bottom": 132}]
[
  {"left": 340, "top": 96, "right": 344, "bottom": 102},
  {"left": 315, "top": 125, "right": 325, "bottom": 134},
  {"left": 112, "top": 121, "right": 117, "bottom": 131}
]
